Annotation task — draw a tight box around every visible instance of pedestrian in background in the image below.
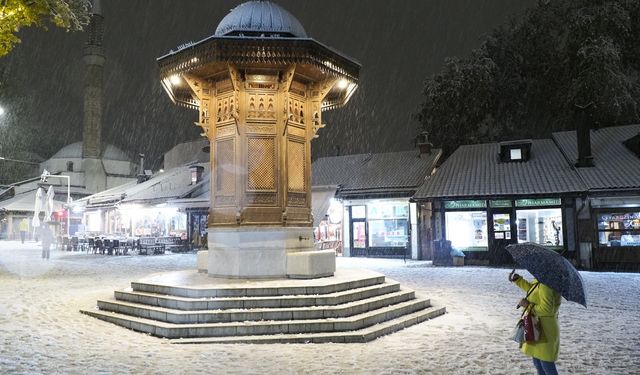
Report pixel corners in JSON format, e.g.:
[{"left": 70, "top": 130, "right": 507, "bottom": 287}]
[
  {"left": 19, "top": 218, "right": 29, "bottom": 244},
  {"left": 40, "top": 224, "right": 55, "bottom": 260}
]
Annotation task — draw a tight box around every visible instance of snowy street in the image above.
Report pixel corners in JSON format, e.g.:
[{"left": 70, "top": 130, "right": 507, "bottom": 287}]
[{"left": 1, "top": 241, "right": 638, "bottom": 374}]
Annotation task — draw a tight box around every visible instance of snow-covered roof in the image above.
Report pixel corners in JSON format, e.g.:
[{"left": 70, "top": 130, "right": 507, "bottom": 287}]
[
  {"left": 123, "top": 164, "right": 209, "bottom": 204},
  {"left": 413, "top": 139, "right": 584, "bottom": 200},
  {"left": 0, "top": 188, "right": 65, "bottom": 212},
  {"left": 313, "top": 149, "right": 442, "bottom": 199},
  {"left": 79, "top": 163, "right": 209, "bottom": 208},
  {"left": 553, "top": 124, "right": 640, "bottom": 191}
]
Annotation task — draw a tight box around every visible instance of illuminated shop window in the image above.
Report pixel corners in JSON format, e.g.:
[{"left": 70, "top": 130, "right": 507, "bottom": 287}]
[
  {"left": 367, "top": 202, "right": 409, "bottom": 248},
  {"left": 597, "top": 212, "right": 640, "bottom": 247},
  {"left": 445, "top": 211, "right": 488, "bottom": 251},
  {"left": 516, "top": 208, "right": 563, "bottom": 247}
]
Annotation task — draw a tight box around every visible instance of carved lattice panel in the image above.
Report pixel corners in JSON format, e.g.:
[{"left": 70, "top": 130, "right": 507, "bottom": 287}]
[
  {"left": 215, "top": 139, "right": 235, "bottom": 196},
  {"left": 248, "top": 93, "right": 276, "bottom": 120},
  {"left": 287, "top": 140, "right": 305, "bottom": 191},
  {"left": 247, "top": 137, "right": 276, "bottom": 191},
  {"left": 287, "top": 96, "right": 306, "bottom": 124},
  {"left": 216, "top": 94, "right": 235, "bottom": 122}
]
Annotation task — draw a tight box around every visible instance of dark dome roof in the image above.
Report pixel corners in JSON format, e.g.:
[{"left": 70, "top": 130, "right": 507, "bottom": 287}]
[{"left": 215, "top": 1, "right": 307, "bottom": 38}]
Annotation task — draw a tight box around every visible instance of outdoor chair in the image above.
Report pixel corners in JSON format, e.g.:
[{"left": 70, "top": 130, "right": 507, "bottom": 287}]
[
  {"left": 61, "top": 236, "right": 70, "bottom": 251},
  {"left": 94, "top": 239, "right": 103, "bottom": 254},
  {"left": 113, "top": 239, "right": 127, "bottom": 255},
  {"left": 70, "top": 236, "right": 79, "bottom": 251},
  {"left": 87, "top": 238, "right": 95, "bottom": 253},
  {"left": 103, "top": 239, "right": 113, "bottom": 255},
  {"left": 126, "top": 238, "right": 134, "bottom": 254}
]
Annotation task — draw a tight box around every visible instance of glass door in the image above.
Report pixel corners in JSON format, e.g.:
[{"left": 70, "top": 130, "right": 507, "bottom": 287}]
[
  {"left": 352, "top": 221, "right": 367, "bottom": 249},
  {"left": 492, "top": 213, "right": 512, "bottom": 241},
  {"left": 489, "top": 210, "right": 515, "bottom": 265}
]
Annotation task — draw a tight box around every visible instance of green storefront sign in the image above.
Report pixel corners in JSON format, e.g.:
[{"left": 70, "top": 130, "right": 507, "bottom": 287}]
[
  {"left": 515, "top": 198, "right": 561, "bottom": 207},
  {"left": 444, "top": 200, "right": 486, "bottom": 209},
  {"left": 490, "top": 200, "right": 512, "bottom": 208}
]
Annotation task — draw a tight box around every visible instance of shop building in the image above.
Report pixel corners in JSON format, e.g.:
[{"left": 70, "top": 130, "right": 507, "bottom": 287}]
[
  {"left": 413, "top": 139, "right": 584, "bottom": 265},
  {"left": 312, "top": 145, "right": 442, "bottom": 259},
  {"left": 553, "top": 124, "right": 640, "bottom": 271},
  {"left": 72, "top": 163, "right": 209, "bottom": 246}
]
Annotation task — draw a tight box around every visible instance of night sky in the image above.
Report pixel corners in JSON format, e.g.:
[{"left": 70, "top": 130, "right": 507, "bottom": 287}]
[{"left": 1, "top": 0, "right": 532, "bottom": 169}]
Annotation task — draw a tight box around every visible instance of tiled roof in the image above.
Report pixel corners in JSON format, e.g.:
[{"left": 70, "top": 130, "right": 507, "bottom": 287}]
[
  {"left": 553, "top": 124, "right": 640, "bottom": 191},
  {"left": 312, "top": 149, "right": 442, "bottom": 198},
  {"left": 413, "top": 139, "right": 584, "bottom": 200}
]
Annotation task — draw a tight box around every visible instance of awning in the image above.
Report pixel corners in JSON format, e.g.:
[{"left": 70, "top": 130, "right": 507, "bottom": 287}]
[
  {"left": 167, "top": 197, "right": 210, "bottom": 210},
  {"left": 311, "top": 185, "right": 339, "bottom": 227}
]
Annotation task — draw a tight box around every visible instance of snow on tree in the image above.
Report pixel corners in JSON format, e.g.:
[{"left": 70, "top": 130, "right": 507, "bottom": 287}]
[{"left": 416, "top": 0, "right": 640, "bottom": 156}]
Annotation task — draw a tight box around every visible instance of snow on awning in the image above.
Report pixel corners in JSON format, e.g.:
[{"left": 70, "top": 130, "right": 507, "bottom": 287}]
[{"left": 312, "top": 185, "right": 339, "bottom": 227}]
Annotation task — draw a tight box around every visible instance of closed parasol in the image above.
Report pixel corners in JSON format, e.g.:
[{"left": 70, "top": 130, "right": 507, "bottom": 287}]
[
  {"left": 44, "top": 185, "right": 55, "bottom": 222},
  {"left": 32, "top": 187, "right": 44, "bottom": 228}
]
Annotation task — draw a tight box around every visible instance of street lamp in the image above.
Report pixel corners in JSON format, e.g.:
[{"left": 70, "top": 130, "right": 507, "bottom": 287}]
[{"left": 40, "top": 169, "right": 71, "bottom": 237}]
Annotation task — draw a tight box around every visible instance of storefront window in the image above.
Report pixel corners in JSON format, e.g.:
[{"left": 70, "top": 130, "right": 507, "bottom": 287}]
[
  {"left": 516, "top": 208, "right": 563, "bottom": 246},
  {"left": 597, "top": 212, "right": 640, "bottom": 247},
  {"left": 368, "top": 219, "right": 408, "bottom": 247},
  {"left": 351, "top": 206, "right": 366, "bottom": 219},
  {"left": 367, "top": 202, "right": 409, "bottom": 248},
  {"left": 445, "top": 211, "right": 488, "bottom": 250},
  {"left": 120, "top": 206, "right": 187, "bottom": 237},
  {"left": 85, "top": 211, "right": 102, "bottom": 233}
]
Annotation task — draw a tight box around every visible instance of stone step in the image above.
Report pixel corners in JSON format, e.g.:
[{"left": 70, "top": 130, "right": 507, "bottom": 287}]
[
  {"left": 97, "top": 289, "right": 417, "bottom": 324},
  {"left": 114, "top": 280, "right": 401, "bottom": 310},
  {"left": 81, "top": 298, "right": 433, "bottom": 339},
  {"left": 130, "top": 274, "right": 386, "bottom": 298},
  {"left": 170, "top": 306, "right": 447, "bottom": 344}
]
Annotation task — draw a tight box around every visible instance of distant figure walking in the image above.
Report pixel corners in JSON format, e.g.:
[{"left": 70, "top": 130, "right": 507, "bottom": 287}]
[
  {"left": 40, "top": 225, "right": 55, "bottom": 260},
  {"left": 19, "top": 218, "right": 29, "bottom": 244}
]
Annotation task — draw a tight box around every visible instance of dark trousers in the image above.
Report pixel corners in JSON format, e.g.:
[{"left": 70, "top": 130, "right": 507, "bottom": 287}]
[
  {"left": 42, "top": 245, "right": 50, "bottom": 260},
  {"left": 20, "top": 231, "right": 26, "bottom": 244},
  {"left": 533, "top": 358, "right": 558, "bottom": 375}
]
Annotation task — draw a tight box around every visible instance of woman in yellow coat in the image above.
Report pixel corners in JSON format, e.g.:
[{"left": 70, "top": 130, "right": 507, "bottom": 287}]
[{"left": 509, "top": 270, "right": 562, "bottom": 375}]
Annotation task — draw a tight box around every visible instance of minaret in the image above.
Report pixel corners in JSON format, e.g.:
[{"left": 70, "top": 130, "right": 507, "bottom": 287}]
[{"left": 82, "top": 0, "right": 107, "bottom": 192}]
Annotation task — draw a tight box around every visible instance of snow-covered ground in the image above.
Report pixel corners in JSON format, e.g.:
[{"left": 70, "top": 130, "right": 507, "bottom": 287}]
[{"left": 0, "top": 240, "right": 638, "bottom": 375}]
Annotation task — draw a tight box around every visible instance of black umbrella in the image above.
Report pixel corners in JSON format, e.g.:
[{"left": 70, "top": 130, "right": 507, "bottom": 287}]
[{"left": 506, "top": 243, "right": 587, "bottom": 307}]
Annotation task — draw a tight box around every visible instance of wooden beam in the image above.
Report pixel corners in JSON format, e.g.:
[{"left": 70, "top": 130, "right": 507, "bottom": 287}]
[
  {"left": 309, "top": 77, "right": 340, "bottom": 102},
  {"left": 279, "top": 64, "right": 296, "bottom": 93},
  {"left": 183, "top": 74, "right": 207, "bottom": 102}
]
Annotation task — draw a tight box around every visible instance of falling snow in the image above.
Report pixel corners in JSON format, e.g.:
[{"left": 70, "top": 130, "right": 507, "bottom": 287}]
[
  {"left": 0, "top": 0, "right": 532, "bottom": 169},
  {"left": 0, "top": 241, "right": 638, "bottom": 374}
]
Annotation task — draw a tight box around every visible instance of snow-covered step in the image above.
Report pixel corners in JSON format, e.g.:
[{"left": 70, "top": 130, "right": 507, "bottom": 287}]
[
  {"left": 81, "top": 269, "right": 446, "bottom": 342},
  {"left": 114, "top": 280, "right": 401, "bottom": 310},
  {"left": 96, "top": 289, "right": 417, "bottom": 324},
  {"left": 169, "top": 307, "right": 447, "bottom": 344},
  {"left": 130, "top": 274, "right": 386, "bottom": 298},
  {"left": 81, "top": 298, "right": 437, "bottom": 339}
]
